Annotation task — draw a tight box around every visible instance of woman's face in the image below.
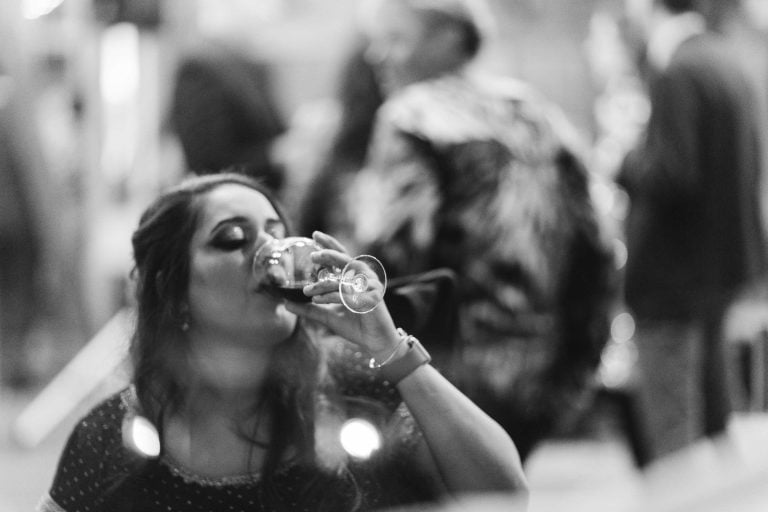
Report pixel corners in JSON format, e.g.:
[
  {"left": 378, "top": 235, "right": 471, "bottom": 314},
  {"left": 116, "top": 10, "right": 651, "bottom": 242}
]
[{"left": 186, "top": 184, "right": 296, "bottom": 344}]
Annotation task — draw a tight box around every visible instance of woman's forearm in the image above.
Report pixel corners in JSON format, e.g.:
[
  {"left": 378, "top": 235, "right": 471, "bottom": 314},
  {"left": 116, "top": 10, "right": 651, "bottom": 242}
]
[{"left": 396, "top": 363, "right": 528, "bottom": 495}]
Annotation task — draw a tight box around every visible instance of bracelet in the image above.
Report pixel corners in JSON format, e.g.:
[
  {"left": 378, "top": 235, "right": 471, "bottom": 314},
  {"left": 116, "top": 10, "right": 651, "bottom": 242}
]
[
  {"left": 379, "top": 331, "right": 431, "bottom": 384},
  {"left": 368, "top": 328, "right": 410, "bottom": 369}
]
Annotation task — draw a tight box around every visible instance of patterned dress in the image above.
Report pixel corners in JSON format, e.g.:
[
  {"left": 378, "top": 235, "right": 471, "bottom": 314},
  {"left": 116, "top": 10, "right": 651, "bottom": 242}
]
[
  {"left": 37, "top": 339, "right": 435, "bottom": 512},
  {"left": 346, "top": 72, "right": 614, "bottom": 458}
]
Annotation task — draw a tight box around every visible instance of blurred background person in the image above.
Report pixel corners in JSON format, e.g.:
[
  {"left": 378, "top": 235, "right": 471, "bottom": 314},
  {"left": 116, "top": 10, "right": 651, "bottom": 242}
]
[
  {"left": 617, "top": 0, "right": 768, "bottom": 462},
  {"left": 168, "top": 40, "right": 287, "bottom": 195},
  {"left": 297, "top": 33, "right": 384, "bottom": 237},
  {"left": 343, "top": 0, "right": 617, "bottom": 463},
  {"left": 0, "top": 62, "right": 43, "bottom": 389}
]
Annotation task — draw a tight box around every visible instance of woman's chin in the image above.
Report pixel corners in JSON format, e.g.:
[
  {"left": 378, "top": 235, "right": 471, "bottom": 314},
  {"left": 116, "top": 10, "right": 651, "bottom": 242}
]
[{"left": 270, "top": 303, "right": 298, "bottom": 337}]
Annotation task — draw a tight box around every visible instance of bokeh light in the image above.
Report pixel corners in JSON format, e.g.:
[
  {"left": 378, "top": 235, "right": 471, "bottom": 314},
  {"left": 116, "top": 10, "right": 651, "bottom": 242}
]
[
  {"left": 339, "top": 418, "right": 381, "bottom": 460},
  {"left": 123, "top": 415, "right": 161, "bottom": 458}
]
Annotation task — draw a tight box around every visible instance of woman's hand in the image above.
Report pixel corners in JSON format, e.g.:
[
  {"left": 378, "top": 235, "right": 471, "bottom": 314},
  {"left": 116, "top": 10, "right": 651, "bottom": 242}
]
[{"left": 283, "top": 231, "right": 401, "bottom": 360}]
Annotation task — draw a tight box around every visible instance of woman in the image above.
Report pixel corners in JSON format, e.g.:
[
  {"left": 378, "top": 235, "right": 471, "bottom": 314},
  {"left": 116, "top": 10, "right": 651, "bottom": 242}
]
[{"left": 38, "top": 173, "right": 527, "bottom": 511}]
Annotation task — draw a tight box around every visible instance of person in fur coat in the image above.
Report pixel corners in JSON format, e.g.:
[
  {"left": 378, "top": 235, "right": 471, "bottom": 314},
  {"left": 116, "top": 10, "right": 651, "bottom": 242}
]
[{"left": 343, "top": 0, "right": 616, "bottom": 462}]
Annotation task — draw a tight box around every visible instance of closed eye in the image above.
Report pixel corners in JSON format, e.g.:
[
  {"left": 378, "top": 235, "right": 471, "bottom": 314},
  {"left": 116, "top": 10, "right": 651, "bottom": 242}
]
[{"left": 211, "top": 225, "right": 247, "bottom": 251}]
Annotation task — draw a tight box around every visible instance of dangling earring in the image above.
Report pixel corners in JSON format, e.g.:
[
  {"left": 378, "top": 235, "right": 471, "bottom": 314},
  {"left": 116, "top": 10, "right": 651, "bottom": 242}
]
[{"left": 179, "top": 304, "right": 190, "bottom": 332}]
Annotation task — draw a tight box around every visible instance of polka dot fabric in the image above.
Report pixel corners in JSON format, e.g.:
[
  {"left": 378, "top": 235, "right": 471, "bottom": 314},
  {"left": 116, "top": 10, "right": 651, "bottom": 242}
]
[{"left": 38, "top": 340, "right": 436, "bottom": 512}]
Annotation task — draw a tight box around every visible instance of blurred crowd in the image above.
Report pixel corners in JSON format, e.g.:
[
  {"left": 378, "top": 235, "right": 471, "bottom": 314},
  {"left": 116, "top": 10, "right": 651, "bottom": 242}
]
[{"left": 2, "top": 0, "right": 768, "bottom": 501}]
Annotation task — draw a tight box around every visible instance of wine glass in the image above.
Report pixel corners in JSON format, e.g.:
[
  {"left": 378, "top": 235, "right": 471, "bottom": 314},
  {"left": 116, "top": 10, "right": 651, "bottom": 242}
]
[{"left": 253, "top": 237, "right": 387, "bottom": 314}]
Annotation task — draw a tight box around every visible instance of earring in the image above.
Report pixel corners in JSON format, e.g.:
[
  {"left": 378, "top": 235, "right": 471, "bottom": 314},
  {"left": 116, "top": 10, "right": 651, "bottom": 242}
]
[{"left": 179, "top": 303, "right": 190, "bottom": 332}]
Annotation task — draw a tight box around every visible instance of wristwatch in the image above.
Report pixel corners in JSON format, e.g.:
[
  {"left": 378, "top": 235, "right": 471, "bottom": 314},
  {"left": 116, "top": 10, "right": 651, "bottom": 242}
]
[{"left": 379, "top": 331, "right": 431, "bottom": 384}]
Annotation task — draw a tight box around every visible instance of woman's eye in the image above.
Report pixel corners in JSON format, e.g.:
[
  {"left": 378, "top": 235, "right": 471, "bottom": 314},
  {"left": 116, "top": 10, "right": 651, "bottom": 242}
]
[{"left": 211, "top": 225, "right": 247, "bottom": 251}]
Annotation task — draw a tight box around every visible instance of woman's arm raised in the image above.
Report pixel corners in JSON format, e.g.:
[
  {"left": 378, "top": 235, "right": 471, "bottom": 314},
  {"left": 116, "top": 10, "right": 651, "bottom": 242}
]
[{"left": 285, "top": 231, "right": 528, "bottom": 498}]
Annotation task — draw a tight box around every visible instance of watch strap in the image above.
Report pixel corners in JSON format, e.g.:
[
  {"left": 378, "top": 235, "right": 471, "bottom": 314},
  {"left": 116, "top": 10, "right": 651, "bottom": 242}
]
[{"left": 379, "top": 334, "right": 431, "bottom": 384}]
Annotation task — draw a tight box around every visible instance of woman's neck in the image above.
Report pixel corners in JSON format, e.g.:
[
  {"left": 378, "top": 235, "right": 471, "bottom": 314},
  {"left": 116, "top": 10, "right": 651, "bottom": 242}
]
[
  {"left": 185, "top": 333, "right": 274, "bottom": 407},
  {"left": 162, "top": 336, "right": 276, "bottom": 477}
]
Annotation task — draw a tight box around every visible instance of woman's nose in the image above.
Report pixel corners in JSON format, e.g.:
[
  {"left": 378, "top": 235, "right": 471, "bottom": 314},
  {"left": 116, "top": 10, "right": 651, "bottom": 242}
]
[
  {"left": 254, "top": 232, "right": 278, "bottom": 253},
  {"left": 252, "top": 235, "right": 279, "bottom": 272}
]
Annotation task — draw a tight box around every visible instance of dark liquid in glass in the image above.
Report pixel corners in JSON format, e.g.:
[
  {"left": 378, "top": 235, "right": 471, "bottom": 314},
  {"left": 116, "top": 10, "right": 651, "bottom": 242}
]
[{"left": 275, "top": 285, "right": 312, "bottom": 303}]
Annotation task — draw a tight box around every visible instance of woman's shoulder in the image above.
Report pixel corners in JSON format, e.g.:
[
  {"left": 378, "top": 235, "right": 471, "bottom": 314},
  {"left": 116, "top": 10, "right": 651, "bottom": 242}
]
[
  {"left": 63, "top": 387, "right": 125, "bottom": 432},
  {"left": 56, "top": 387, "right": 141, "bottom": 466},
  {"left": 43, "top": 388, "right": 140, "bottom": 511},
  {"left": 71, "top": 387, "right": 135, "bottom": 436}
]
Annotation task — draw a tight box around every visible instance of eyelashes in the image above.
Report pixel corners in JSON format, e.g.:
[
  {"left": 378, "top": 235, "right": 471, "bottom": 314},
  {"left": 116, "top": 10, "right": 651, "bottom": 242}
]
[
  {"left": 210, "top": 224, "right": 285, "bottom": 252},
  {"left": 211, "top": 225, "right": 247, "bottom": 251}
]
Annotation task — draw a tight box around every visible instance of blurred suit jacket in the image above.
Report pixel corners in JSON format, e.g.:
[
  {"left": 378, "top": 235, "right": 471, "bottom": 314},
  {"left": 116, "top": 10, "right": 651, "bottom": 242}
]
[
  {"left": 618, "top": 31, "right": 768, "bottom": 320},
  {"left": 618, "top": 29, "right": 768, "bottom": 437}
]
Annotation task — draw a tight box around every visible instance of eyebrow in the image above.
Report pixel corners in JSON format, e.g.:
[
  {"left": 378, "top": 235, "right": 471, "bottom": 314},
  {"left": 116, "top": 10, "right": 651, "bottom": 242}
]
[{"left": 209, "top": 216, "right": 285, "bottom": 234}]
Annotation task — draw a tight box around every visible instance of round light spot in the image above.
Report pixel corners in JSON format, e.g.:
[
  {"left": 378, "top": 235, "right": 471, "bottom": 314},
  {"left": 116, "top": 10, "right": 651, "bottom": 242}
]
[
  {"left": 124, "top": 415, "right": 161, "bottom": 458},
  {"left": 339, "top": 418, "right": 381, "bottom": 459}
]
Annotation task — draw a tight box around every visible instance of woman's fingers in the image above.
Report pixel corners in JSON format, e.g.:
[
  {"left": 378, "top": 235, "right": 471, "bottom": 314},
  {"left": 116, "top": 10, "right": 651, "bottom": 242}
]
[
  {"left": 309, "top": 290, "right": 343, "bottom": 305},
  {"left": 284, "top": 300, "right": 351, "bottom": 333},
  {"left": 304, "top": 279, "right": 337, "bottom": 297},
  {"left": 312, "top": 231, "right": 348, "bottom": 253},
  {"left": 284, "top": 300, "right": 332, "bottom": 323},
  {"left": 311, "top": 248, "right": 349, "bottom": 269}
]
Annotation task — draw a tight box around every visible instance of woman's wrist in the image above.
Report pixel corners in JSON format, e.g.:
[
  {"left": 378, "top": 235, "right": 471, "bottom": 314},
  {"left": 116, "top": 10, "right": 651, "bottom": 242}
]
[
  {"left": 368, "top": 328, "right": 410, "bottom": 369},
  {"left": 369, "top": 328, "right": 432, "bottom": 384}
]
